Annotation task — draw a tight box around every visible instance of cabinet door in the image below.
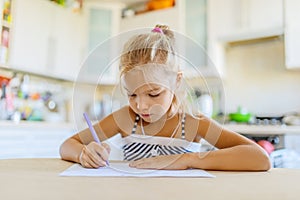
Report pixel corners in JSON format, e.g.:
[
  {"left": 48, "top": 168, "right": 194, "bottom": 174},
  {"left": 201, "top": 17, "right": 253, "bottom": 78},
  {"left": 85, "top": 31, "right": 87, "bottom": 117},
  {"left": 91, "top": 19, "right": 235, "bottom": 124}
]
[
  {"left": 80, "top": 5, "right": 120, "bottom": 84},
  {"left": 50, "top": 6, "right": 87, "bottom": 81},
  {"left": 185, "top": 0, "right": 206, "bottom": 48},
  {"left": 0, "top": 127, "right": 74, "bottom": 159},
  {"left": 207, "top": 0, "right": 284, "bottom": 76},
  {"left": 211, "top": 0, "right": 283, "bottom": 38},
  {"left": 245, "top": 0, "right": 283, "bottom": 33},
  {"left": 284, "top": 0, "right": 300, "bottom": 69},
  {"left": 8, "top": 0, "right": 54, "bottom": 75},
  {"left": 184, "top": 0, "right": 207, "bottom": 75},
  {"left": 207, "top": 0, "right": 239, "bottom": 76},
  {"left": 120, "top": 2, "right": 184, "bottom": 33}
]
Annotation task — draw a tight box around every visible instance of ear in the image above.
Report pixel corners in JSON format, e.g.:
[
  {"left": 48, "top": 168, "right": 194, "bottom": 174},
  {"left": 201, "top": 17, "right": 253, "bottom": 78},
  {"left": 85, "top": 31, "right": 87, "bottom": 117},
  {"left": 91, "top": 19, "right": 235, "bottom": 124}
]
[{"left": 176, "top": 71, "right": 183, "bottom": 87}]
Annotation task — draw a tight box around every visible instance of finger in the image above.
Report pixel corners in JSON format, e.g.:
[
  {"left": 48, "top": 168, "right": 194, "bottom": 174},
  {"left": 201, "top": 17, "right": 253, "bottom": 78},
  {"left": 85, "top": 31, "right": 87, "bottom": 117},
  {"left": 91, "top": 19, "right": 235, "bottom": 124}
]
[
  {"left": 79, "top": 147, "right": 94, "bottom": 168},
  {"left": 85, "top": 146, "right": 106, "bottom": 167},
  {"left": 93, "top": 144, "right": 110, "bottom": 162},
  {"left": 80, "top": 151, "right": 94, "bottom": 168},
  {"left": 87, "top": 157, "right": 105, "bottom": 168},
  {"left": 84, "top": 158, "right": 97, "bottom": 169},
  {"left": 102, "top": 143, "right": 111, "bottom": 154},
  {"left": 79, "top": 146, "right": 90, "bottom": 167}
]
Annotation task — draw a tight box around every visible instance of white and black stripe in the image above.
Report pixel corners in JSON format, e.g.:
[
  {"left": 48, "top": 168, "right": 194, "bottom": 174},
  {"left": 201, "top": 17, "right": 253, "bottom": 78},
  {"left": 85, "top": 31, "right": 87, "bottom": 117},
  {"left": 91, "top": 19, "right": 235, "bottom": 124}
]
[
  {"left": 123, "top": 142, "right": 191, "bottom": 161},
  {"left": 123, "top": 113, "right": 190, "bottom": 161}
]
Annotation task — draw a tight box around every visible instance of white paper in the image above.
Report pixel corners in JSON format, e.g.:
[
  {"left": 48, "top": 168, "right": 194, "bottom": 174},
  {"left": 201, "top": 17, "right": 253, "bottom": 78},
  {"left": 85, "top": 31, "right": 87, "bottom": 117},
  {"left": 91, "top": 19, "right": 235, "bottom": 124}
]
[{"left": 59, "top": 163, "right": 215, "bottom": 178}]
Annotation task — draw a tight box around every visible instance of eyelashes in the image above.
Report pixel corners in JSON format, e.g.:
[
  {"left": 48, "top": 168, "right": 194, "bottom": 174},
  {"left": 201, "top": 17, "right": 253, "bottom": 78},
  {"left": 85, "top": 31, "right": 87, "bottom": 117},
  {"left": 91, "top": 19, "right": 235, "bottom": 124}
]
[
  {"left": 127, "top": 93, "right": 161, "bottom": 98},
  {"left": 149, "top": 94, "right": 160, "bottom": 97}
]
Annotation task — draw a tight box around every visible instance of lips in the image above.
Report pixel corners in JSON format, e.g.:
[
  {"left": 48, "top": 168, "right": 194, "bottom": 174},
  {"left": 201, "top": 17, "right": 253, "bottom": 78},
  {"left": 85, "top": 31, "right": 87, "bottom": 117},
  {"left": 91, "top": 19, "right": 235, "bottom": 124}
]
[{"left": 141, "top": 114, "right": 151, "bottom": 118}]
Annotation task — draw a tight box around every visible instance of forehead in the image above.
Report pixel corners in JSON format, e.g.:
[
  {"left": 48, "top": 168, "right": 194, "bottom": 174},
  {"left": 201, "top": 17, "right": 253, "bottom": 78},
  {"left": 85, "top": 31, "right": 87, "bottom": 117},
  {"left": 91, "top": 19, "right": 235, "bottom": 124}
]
[
  {"left": 120, "top": 64, "right": 178, "bottom": 93},
  {"left": 125, "top": 83, "right": 164, "bottom": 93}
]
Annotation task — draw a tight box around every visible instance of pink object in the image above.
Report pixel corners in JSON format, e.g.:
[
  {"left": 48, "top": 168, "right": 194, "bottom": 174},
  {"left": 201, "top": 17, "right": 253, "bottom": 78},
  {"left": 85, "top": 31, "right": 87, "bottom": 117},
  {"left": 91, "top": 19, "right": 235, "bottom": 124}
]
[
  {"left": 257, "top": 140, "right": 275, "bottom": 155},
  {"left": 151, "top": 27, "right": 164, "bottom": 34}
]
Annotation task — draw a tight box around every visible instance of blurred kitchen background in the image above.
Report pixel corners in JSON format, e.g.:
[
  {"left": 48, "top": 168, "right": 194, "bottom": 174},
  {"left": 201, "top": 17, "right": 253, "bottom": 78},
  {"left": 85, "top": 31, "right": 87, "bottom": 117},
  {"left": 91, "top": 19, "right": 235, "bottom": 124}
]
[{"left": 1, "top": 0, "right": 300, "bottom": 168}]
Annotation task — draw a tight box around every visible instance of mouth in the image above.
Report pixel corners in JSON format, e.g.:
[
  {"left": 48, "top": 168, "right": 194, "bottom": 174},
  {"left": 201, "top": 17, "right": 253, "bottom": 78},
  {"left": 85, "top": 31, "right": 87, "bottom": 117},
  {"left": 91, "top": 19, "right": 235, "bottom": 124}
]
[{"left": 140, "top": 114, "right": 151, "bottom": 118}]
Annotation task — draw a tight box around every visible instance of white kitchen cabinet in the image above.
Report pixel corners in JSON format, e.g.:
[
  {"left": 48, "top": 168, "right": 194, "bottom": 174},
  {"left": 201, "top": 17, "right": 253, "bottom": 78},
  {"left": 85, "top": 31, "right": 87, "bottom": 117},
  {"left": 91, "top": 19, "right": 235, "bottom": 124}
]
[
  {"left": 207, "top": 0, "right": 236, "bottom": 76},
  {"left": 184, "top": 0, "right": 206, "bottom": 49},
  {"left": 244, "top": 0, "right": 283, "bottom": 33},
  {"left": 0, "top": 121, "right": 75, "bottom": 159},
  {"left": 8, "top": 0, "right": 54, "bottom": 75},
  {"left": 207, "top": 0, "right": 284, "bottom": 77},
  {"left": 0, "top": 0, "right": 12, "bottom": 64},
  {"left": 120, "top": 1, "right": 213, "bottom": 78},
  {"left": 214, "top": 0, "right": 283, "bottom": 40},
  {"left": 120, "top": 4, "right": 184, "bottom": 33},
  {"left": 284, "top": 0, "right": 300, "bottom": 69},
  {"left": 50, "top": 6, "right": 87, "bottom": 81},
  {"left": 8, "top": 0, "right": 86, "bottom": 81},
  {"left": 182, "top": 0, "right": 208, "bottom": 76},
  {"left": 78, "top": 2, "right": 125, "bottom": 85},
  {"left": 79, "top": 1, "right": 187, "bottom": 84}
]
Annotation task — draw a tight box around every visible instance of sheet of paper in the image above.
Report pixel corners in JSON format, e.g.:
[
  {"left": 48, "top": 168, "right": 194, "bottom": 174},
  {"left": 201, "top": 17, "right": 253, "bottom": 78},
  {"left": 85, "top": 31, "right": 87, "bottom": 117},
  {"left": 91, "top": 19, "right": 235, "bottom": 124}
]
[{"left": 60, "top": 163, "right": 215, "bottom": 178}]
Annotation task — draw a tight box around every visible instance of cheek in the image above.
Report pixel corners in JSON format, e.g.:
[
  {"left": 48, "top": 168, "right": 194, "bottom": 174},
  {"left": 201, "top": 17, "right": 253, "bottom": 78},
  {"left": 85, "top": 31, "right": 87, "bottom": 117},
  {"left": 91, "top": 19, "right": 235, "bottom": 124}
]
[
  {"left": 128, "top": 98, "right": 137, "bottom": 110},
  {"left": 149, "top": 94, "right": 174, "bottom": 120},
  {"left": 149, "top": 104, "right": 166, "bottom": 122}
]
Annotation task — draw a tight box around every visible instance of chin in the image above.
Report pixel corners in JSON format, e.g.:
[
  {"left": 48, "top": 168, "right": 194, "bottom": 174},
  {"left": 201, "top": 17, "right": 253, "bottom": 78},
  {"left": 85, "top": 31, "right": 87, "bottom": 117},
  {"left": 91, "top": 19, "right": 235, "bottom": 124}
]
[{"left": 148, "top": 114, "right": 167, "bottom": 123}]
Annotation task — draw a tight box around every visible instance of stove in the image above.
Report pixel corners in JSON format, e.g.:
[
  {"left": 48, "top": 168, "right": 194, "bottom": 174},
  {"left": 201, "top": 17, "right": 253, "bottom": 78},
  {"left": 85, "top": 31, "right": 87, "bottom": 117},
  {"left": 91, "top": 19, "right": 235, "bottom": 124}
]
[
  {"left": 227, "top": 114, "right": 292, "bottom": 168},
  {"left": 255, "top": 115, "right": 284, "bottom": 125}
]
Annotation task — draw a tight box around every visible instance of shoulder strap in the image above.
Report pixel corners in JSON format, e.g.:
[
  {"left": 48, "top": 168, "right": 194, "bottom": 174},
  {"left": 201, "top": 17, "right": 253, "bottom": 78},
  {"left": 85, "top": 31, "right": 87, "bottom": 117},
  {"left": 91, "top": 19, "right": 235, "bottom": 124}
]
[
  {"left": 181, "top": 113, "right": 186, "bottom": 139},
  {"left": 131, "top": 115, "right": 140, "bottom": 135}
]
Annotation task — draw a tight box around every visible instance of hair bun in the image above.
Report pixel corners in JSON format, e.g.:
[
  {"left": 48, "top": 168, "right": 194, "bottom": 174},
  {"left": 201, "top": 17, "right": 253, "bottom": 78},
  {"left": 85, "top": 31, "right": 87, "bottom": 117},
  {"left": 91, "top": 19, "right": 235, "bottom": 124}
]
[{"left": 154, "top": 24, "right": 174, "bottom": 39}]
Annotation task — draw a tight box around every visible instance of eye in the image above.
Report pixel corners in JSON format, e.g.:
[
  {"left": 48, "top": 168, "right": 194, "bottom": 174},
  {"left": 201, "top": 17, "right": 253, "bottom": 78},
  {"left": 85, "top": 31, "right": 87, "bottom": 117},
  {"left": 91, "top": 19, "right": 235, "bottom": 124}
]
[
  {"left": 149, "top": 93, "right": 160, "bottom": 97},
  {"left": 128, "top": 93, "right": 136, "bottom": 98}
]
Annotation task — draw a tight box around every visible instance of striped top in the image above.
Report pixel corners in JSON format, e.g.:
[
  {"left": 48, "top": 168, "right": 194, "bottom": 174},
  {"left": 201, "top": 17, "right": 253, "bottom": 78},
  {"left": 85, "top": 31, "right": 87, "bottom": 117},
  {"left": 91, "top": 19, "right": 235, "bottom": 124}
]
[{"left": 122, "top": 113, "right": 193, "bottom": 161}]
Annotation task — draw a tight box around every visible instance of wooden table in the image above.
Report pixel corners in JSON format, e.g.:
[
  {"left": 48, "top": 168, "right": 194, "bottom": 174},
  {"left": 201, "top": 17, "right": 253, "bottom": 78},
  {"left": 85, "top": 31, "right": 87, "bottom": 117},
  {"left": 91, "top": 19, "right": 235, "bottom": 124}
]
[{"left": 0, "top": 158, "right": 299, "bottom": 200}]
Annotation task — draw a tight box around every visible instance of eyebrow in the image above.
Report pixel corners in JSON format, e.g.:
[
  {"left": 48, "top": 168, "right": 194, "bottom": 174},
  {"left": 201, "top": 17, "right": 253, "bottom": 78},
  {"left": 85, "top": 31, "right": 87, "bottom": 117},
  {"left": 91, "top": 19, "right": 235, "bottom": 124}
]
[
  {"left": 146, "top": 88, "right": 161, "bottom": 93},
  {"left": 124, "top": 87, "right": 162, "bottom": 94}
]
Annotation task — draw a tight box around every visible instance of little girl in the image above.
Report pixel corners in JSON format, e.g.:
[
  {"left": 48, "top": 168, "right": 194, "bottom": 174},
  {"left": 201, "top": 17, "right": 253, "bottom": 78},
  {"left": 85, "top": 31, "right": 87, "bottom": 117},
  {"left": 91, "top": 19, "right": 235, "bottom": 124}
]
[{"left": 60, "top": 25, "right": 270, "bottom": 171}]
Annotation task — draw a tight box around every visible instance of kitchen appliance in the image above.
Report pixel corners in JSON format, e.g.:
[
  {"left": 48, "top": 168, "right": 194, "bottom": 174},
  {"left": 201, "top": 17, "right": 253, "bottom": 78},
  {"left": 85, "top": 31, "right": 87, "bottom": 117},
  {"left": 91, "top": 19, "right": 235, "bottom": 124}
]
[
  {"left": 244, "top": 134, "right": 286, "bottom": 168},
  {"left": 228, "top": 112, "right": 300, "bottom": 168},
  {"left": 283, "top": 113, "right": 300, "bottom": 126},
  {"left": 255, "top": 115, "right": 284, "bottom": 125}
]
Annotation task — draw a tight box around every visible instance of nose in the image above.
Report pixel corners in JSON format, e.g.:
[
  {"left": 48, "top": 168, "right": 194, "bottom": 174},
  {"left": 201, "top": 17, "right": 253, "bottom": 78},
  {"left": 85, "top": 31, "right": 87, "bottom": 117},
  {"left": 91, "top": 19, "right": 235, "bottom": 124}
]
[{"left": 135, "top": 96, "right": 149, "bottom": 111}]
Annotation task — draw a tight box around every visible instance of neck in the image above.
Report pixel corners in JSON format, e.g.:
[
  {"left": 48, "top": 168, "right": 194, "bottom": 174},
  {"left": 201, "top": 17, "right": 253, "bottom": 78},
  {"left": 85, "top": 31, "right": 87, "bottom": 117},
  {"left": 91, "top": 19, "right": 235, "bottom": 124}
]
[{"left": 139, "top": 113, "right": 179, "bottom": 136}]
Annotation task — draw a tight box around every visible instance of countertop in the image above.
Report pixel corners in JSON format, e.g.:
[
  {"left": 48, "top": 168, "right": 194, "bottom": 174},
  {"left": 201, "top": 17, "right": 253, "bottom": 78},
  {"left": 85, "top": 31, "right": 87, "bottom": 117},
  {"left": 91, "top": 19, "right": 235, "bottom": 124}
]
[
  {"left": 2, "top": 120, "right": 300, "bottom": 135},
  {"left": 223, "top": 124, "right": 300, "bottom": 135},
  {"left": 0, "top": 120, "right": 76, "bottom": 130},
  {"left": 0, "top": 158, "right": 299, "bottom": 200}
]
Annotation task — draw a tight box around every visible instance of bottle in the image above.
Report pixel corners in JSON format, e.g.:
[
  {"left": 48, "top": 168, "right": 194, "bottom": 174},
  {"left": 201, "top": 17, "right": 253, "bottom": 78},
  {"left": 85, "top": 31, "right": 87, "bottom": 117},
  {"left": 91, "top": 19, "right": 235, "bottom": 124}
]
[
  {"left": 0, "top": 83, "right": 8, "bottom": 120},
  {"left": 195, "top": 89, "right": 213, "bottom": 118}
]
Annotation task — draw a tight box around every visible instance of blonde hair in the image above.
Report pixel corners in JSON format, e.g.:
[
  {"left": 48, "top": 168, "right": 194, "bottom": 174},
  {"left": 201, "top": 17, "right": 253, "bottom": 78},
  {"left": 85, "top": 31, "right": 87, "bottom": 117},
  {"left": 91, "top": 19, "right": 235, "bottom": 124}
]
[
  {"left": 119, "top": 25, "right": 188, "bottom": 117},
  {"left": 120, "top": 25, "right": 179, "bottom": 76}
]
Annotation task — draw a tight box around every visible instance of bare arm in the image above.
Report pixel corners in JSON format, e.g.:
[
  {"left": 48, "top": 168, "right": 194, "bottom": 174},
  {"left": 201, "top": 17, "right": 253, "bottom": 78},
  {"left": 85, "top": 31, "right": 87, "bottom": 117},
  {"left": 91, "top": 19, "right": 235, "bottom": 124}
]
[
  {"left": 190, "top": 116, "right": 271, "bottom": 171},
  {"left": 59, "top": 134, "right": 84, "bottom": 163},
  {"left": 59, "top": 112, "right": 121, "bottom": 166},
  {"left": 130, "top": 115, "right": 271, "bottom": 171}
]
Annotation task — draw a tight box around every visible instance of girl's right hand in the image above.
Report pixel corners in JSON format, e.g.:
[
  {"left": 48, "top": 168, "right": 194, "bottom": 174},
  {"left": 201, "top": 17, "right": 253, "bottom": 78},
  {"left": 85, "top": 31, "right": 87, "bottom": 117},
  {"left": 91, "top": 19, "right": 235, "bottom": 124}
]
[{"left": 79, "top": 142, "right": 110, "bottom": 168}]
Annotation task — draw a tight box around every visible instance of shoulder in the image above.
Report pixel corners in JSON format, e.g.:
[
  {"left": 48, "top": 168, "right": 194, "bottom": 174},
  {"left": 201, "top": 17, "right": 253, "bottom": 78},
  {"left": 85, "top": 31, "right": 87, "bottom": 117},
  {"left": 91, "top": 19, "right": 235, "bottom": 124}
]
[
  {"left": 185, "top": 113, "right": 222, "bottom": 137},
  {"left": 101, "top": 105, "right": 136, "bottom": 136},
  {"left": 185, "top": 113, "right": 215, "bottom": 125},
  {"left": 185, "top": 113, "right": 206, "bottom": 125}
]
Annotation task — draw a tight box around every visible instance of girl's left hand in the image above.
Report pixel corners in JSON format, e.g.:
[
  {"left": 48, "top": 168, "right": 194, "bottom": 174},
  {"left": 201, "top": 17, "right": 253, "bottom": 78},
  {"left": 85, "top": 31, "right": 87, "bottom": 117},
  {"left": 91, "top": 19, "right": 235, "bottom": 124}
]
[{"left": 129, "top": 154, "right": 191, "bottom": 170}]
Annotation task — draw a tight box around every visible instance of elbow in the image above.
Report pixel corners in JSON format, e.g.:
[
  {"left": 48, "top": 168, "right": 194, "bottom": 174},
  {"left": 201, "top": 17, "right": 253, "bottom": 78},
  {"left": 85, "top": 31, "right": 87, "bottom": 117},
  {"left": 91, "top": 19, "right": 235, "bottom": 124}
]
[
  {"left": 254, "top": 145, "right": 272, "bottom": 171},
  {"left": 59, "top": 140, "right": 67, "bottom": 160},
  {"left": 258, "top": 153, "right": 272, "bottom": 171}
]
